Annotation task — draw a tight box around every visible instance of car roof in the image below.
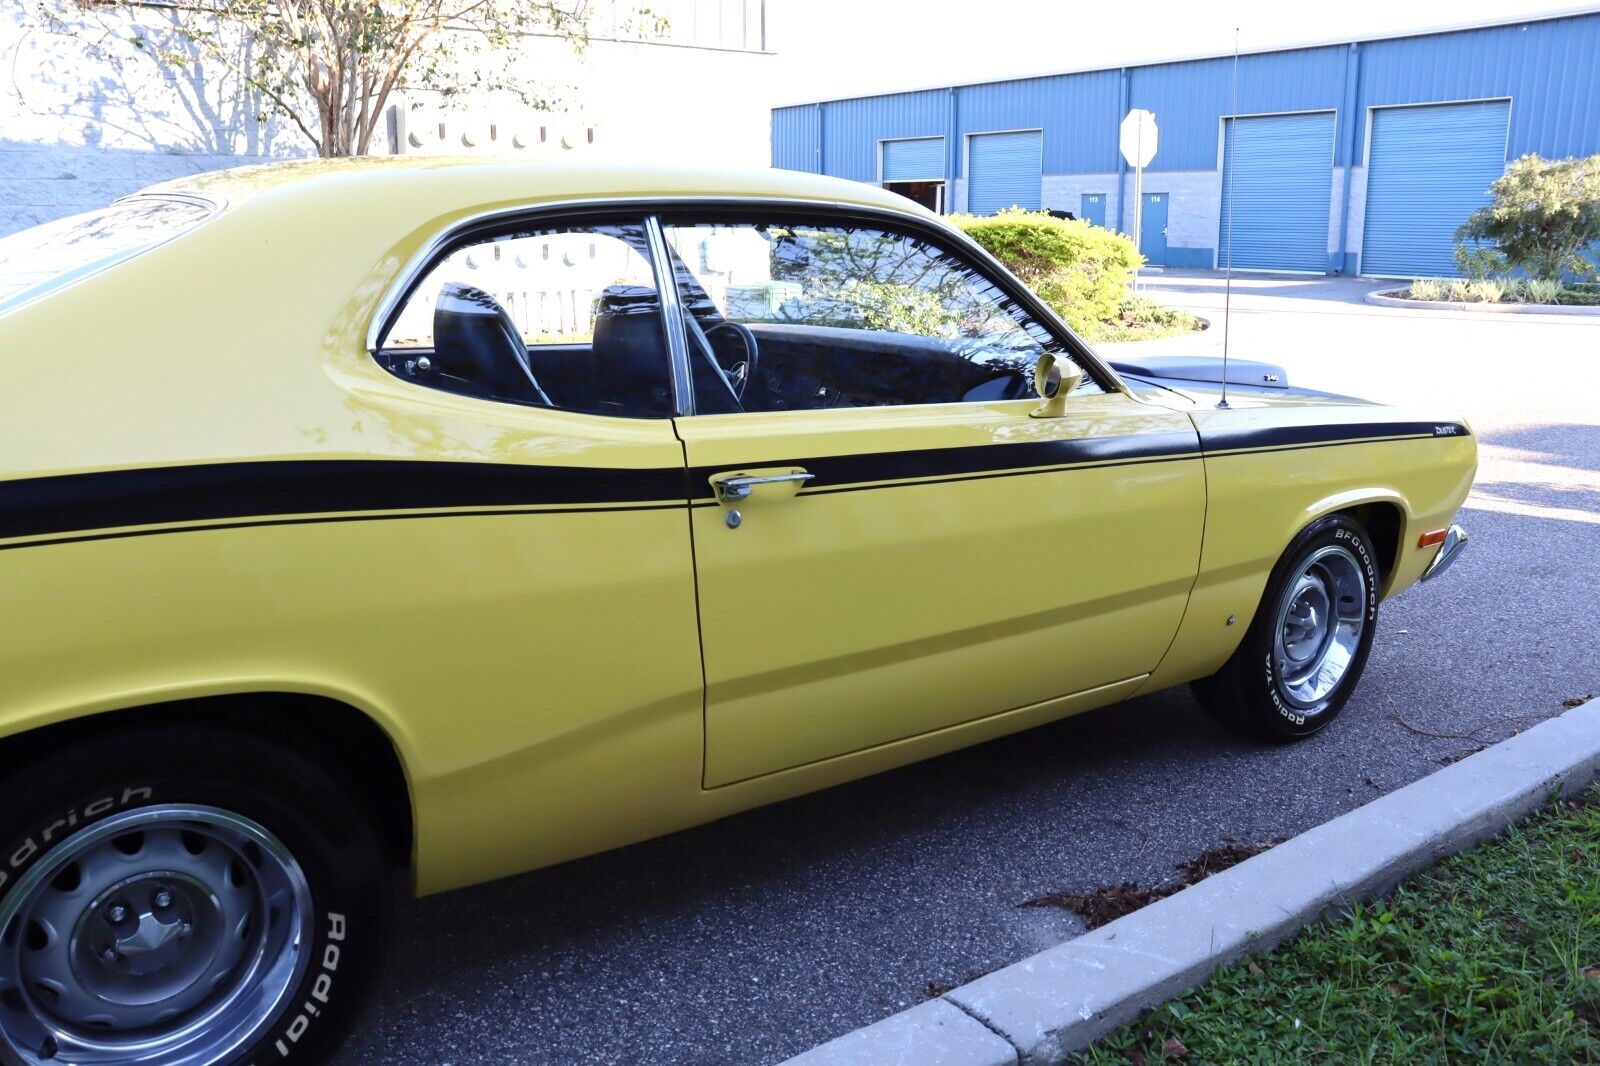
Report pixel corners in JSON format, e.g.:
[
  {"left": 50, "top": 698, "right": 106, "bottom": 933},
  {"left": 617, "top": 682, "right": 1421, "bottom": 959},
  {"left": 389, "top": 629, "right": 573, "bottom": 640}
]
[{"left": 143, "top": 156, "right": 932, "bottom": 220}]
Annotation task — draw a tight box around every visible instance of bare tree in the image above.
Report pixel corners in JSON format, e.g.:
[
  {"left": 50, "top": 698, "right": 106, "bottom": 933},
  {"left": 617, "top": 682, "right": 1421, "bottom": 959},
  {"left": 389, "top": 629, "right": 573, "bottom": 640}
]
[{"left": 49, "top": 0, "right": 664, "bottom": 157}]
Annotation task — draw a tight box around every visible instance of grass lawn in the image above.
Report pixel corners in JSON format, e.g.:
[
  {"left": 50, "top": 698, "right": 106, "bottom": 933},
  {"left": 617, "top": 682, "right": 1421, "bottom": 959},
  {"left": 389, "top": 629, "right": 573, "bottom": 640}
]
[{"left": 1082, "top": 787, "right": 1600, "bottom": 1064}]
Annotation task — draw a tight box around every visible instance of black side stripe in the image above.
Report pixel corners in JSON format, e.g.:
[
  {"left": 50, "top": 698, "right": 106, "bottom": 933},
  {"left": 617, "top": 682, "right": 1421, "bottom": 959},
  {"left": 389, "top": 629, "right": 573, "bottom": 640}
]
[
  {"left": 682, "top": 421, "right": 1468, "bottom": 498},
  {"left": 0, "top": 421, "right": 1470, "bottom": 545},
  {"left": 686, "top": 431, "right": 1203, "bottom": 499},
  {"left": 0, "top": 460, "right": 688, "bottom": 541},
  {"left": 1201, "top": 420, "right": 1471, "bottom": 454}
]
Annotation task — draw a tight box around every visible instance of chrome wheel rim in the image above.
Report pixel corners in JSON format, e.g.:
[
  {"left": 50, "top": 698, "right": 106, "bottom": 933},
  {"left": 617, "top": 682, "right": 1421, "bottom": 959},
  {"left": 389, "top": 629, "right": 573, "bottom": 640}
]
[
  {"left": 0, "top": 805, "right": 312, "bottom": 1065},
  {"left": 1272, "top": 545, "right": 1368, "bottom": 709}
]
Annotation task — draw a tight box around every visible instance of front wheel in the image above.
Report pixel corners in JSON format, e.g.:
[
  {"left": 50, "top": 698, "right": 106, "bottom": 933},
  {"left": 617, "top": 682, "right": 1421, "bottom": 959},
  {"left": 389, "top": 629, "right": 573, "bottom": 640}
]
[
  {"left": 0, "top": 725, "right": 387, "bottom": 1065},
  {"left": 1192, "top": 514, "right": 1381, "bottom": 741}
]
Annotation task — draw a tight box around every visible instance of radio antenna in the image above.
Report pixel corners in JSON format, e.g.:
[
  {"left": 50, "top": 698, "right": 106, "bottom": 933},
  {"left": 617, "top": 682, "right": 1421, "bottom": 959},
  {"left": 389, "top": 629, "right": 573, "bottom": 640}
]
[{"left": 1219, "top": 26, "right": 1240, "bottom": 410}]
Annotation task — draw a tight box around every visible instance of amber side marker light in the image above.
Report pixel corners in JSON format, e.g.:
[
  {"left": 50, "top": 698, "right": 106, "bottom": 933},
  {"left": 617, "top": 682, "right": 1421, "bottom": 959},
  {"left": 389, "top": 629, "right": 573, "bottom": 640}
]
[{"left": 1418, "top": 529, "right": 1449, "bottom": 548}]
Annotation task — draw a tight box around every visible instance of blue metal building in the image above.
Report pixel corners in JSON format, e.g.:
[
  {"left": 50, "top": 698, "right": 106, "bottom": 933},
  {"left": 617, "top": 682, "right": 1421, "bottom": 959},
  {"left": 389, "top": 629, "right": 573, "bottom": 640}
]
[{"left": 770, "top": 11, "right": 1600, "bottom": 277}]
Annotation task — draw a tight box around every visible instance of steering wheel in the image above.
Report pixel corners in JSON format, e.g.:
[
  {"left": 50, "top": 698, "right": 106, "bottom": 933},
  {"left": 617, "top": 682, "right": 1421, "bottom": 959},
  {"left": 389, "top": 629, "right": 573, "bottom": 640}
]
[{"left": 704, "top": 321, "right": 760, "bottom": 401}]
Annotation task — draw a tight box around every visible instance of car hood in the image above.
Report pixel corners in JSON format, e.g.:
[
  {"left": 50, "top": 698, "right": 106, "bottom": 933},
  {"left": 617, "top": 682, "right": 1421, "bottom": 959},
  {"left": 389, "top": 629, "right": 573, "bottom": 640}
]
[{"left": 1106, "top": 354, "right": 1376, "bottom": 411}]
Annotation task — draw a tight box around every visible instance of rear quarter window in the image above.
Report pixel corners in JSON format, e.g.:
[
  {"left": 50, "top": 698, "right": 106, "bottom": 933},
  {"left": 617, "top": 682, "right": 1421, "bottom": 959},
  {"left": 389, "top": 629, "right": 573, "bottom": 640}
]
[{"left": 0, "top": 197, "right": 216, "bottom": 315}]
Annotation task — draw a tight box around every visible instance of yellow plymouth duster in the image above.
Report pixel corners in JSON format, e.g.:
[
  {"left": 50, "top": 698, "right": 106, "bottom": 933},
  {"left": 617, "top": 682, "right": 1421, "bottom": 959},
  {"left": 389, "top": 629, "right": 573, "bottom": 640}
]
[{"left": 0, "top": 160, "right": 1473, "bottom": 1065}]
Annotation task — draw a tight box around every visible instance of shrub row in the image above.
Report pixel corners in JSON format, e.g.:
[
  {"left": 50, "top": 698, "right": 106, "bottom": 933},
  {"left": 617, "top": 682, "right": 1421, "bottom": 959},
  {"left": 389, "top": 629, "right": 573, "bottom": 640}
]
[{"left": 952, "top": 208, "right": 1140, "bottom": 335}]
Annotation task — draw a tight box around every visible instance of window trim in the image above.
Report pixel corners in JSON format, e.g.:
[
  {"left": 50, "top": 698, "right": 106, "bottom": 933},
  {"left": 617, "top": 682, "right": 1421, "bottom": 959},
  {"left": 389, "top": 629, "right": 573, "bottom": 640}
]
[
  {"left": 369, "top": 209, "right": 686, "bottom": 418},
  {"left": 643, "top": 215, "right": 696, "bottom": 416},
  {"left": 652, "top": 204, "right": 1113, "bottom": 410},
  {"left": 366, "top": 197, "right": 1126, "bottom": 405},
  {"left": 0, "top": 192, "right": 223, "bottom": 320}
]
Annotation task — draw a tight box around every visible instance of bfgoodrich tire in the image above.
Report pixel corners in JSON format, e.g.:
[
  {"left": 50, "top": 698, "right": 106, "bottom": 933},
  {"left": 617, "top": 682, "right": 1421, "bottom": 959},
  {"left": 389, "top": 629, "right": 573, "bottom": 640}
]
[
  {"left": 1192, "top": 514, "right": 1381, "bottom": 741},
  {"left": 0, "top": 724, "right": 387, "bottom": 1066}
]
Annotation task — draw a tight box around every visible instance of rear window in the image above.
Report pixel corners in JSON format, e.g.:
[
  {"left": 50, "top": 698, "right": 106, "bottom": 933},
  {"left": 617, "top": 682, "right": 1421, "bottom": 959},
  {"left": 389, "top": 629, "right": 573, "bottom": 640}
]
[{"left": 0, "top": 196, "right": 216, "bottom": 314}]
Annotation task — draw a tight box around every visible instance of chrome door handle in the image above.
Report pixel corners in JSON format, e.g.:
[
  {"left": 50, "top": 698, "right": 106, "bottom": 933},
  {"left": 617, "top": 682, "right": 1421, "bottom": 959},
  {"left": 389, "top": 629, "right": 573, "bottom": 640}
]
[{"left": 713, "top": 471, "right": 814, "bottom": 502}]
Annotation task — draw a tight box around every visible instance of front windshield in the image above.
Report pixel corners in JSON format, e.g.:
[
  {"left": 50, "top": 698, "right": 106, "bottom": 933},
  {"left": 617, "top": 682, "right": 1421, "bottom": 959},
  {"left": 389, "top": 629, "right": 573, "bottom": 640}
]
[{"left": 0, "top": 197, "right": 216, "bottom": 315}]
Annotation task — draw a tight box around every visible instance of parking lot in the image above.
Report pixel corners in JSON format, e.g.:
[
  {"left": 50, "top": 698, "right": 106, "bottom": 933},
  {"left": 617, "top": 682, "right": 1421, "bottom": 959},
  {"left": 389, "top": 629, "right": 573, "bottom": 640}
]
[{"left": 338, "top": 274, "right": 1600, "bottom": 1066}]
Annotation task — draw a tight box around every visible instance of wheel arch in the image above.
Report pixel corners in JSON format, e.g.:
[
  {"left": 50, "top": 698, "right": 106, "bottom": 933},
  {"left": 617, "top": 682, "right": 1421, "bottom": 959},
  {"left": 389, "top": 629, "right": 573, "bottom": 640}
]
[
  {"left": 1302, "top": 489, "right": 1408, "bottom": 595},
  {"left": 0, "top": 692, "right": 416, "bottom": 878}
]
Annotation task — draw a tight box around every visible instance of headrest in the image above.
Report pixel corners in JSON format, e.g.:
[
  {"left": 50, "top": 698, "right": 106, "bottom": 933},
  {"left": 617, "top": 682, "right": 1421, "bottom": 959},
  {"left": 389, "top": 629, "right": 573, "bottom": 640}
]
[
  {"left": 431, "top": 282, "right": 534, "bottom": 401},
  {"left": 595, "top": 284, "right": 660, "bottom": 317}
]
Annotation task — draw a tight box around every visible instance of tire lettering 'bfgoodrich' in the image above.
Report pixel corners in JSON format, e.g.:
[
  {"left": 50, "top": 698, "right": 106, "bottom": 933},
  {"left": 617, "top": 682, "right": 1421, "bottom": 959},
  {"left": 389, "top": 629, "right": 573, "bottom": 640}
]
[
  {"left": 0, "top": 785, "right": 154, "bottom": 897},
  {"left": 1262, "top": 529, "right": 1378, "bottom": 726},
  {"left": 1191, "top": 513, "right": 1382, "bottom": 741}
]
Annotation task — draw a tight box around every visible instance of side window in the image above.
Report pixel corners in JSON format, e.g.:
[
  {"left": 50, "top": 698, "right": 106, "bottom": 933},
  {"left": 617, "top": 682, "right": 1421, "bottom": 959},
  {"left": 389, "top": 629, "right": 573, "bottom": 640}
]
[
  {"left": 660, "top": 218, "right": 1100, "bottom": 414},
  {"left": 375, "top": 221, "right": 675, "bottom": 418}
]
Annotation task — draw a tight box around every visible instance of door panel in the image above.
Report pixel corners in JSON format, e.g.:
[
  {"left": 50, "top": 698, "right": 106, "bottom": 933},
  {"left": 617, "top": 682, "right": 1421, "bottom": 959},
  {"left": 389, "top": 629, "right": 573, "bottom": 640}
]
[
  {"left": 1219, "top": 112, "right": 1335, "bottom": 273},
  {"left": 678, "top": 393, "right": 1205, "bottom": 787},
  {"left": 1139, "top": 193, "right": 1168, "bottom": 265},
  {"left": 968, "top": 131, "right": 1043, "bottom": 214},
  {"left": 1080, "top": 193, "right": 1107, "bottom": 228},
  {"left": 1361, "top": 100, "right": 1509, "bottom": 278}
]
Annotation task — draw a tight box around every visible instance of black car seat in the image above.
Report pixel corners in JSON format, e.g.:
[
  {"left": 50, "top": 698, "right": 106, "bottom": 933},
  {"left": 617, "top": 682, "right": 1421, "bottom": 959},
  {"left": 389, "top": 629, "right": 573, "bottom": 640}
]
[
  {"left": 431, "top": 283, "right": 551, "bottom": 406},
  {"left": 590, "top": 285, "right": 673, "bottom": 415}
]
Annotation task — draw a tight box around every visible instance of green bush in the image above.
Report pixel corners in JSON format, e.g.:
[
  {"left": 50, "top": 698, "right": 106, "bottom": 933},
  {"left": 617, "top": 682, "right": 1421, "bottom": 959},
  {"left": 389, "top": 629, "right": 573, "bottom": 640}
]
[
  {"left": 952, "top": 209, "right": 1140, "bottom": 335},
  {"left": 1469, "top": 278, "right": 1507, "bottom": 303},
  {"left": 1527, "top": 278, "right": 1564, "bottom": 303},
  {"left": 1408, "top": 278, "right": 1446, "bottom": 301},
  {"left": 1455, "top": 153, "right": 1600, "bottom": 281}
]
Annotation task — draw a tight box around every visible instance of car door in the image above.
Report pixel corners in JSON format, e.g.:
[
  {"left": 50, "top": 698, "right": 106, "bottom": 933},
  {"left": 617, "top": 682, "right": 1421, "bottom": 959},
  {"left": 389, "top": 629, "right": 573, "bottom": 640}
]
[
  {"left": 363, "top": 214, "right": 709, "bottom": 879},
  {"left": 659, "top": 210, "right": 1206, "bottom": 788}
]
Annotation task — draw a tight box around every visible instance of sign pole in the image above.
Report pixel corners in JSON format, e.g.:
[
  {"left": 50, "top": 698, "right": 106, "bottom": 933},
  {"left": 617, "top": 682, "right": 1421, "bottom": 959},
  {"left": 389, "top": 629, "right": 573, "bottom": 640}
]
[
  {"left": 1119, "top": 109, "right": 1157, "bottom": 298},
  {"left": 1132, "top": 137, "right": 1144, "bottom": 294}
]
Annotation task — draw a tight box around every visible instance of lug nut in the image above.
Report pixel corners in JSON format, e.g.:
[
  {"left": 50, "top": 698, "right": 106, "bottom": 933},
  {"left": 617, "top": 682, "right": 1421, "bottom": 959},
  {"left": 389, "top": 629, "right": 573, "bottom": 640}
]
[
  {"left": 179, "top": 923, "right": 193, "bottom": 939},
  {"left": 105, "top": 904, "right": 127, "bottom": 923},
  {"left": 154, "top": 888, "right": 173, "bottom": 909},
  {"left": 100, "top": 948, "right": 117, "bottom": 962}
]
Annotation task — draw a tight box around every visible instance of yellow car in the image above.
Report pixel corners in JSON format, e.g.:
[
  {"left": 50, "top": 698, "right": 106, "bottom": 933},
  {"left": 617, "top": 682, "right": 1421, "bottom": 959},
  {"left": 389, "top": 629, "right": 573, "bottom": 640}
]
[{"left": 0, "top": 159, "right": 1473, "bottom": 1065}]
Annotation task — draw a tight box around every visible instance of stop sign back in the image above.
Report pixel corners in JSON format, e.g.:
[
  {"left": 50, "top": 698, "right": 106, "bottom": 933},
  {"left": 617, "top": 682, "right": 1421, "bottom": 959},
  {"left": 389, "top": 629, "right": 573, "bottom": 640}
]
[{"left": 1120, "top": 109, "right": 1158, "bottom": 168}]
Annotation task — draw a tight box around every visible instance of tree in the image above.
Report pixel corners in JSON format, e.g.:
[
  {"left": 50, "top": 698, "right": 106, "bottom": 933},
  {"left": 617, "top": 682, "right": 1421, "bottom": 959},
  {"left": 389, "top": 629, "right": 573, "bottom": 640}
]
[
  {"left": 49, "top": 0, "right": 660, "bottom": 158},
  {"left": 1455, "top": 153, "right": 1600, "bottom": 282}
]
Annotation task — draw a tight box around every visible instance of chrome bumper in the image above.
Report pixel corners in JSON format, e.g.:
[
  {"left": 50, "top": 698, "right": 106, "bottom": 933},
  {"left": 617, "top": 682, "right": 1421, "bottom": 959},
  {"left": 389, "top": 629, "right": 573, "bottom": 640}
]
[{"left": 1420, "top": 523, "right": 1469, "bottom": 582}]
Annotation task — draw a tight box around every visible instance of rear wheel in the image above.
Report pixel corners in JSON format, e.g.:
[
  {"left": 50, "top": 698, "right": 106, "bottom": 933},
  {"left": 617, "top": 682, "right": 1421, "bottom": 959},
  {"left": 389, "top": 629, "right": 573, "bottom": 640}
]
[
  {"left": 0, "top": 725, "right": 386, "bottom": 1065},
  {"left": 1192, "top": 514, "right": 1380, "bottom": 741}
]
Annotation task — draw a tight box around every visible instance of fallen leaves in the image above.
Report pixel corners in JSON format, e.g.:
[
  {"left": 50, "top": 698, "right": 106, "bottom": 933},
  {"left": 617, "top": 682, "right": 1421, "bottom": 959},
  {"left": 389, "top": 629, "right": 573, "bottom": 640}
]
[{"left": 1021, "top": 839, "right": 1284, "bottom": 929}]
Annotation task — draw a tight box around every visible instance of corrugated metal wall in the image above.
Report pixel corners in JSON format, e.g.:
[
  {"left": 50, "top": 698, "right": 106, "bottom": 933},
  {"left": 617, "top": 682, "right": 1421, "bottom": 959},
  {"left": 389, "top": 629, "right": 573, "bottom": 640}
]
[
  {"left": 771, "top": 106, "right": 821, "bottom": 172},
  {"left": 772, "top": 10, "right": 1600, "bottom": 275},
  {"left": 1128, "top": 48, "right": 1346, "bottom": 172}
]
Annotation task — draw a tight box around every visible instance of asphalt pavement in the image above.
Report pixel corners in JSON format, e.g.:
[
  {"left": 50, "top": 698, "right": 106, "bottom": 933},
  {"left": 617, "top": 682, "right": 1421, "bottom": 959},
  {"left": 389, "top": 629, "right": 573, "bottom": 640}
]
[{"left": 337, "top": 272, "right": 1600, "bottom": 1065}]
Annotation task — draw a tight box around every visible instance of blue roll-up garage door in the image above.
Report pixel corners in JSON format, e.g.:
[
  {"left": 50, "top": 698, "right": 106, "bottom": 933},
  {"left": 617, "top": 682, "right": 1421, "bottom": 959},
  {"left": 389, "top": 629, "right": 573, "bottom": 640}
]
[
  {"left": 967, "top": 131, "right": 1042, "bottom": 215},
  {"left": 1219, "top": 112, "right": 1335, "bottom": 273},
  {"left": 1361, "top": 100, "right": 1509, "bottom": 278},
  {"left": 882, "top": 137, "right": 944, "bottom": 182}
]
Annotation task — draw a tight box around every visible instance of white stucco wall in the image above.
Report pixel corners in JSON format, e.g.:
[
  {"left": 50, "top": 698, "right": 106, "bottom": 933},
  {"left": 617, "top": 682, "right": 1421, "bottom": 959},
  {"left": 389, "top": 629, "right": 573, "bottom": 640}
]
[
  {"left": 0, "top": 7, "right": 774, "bottom": 238},
  {"left": 0, "top": 4, "right": 304, "bottom": 236}
]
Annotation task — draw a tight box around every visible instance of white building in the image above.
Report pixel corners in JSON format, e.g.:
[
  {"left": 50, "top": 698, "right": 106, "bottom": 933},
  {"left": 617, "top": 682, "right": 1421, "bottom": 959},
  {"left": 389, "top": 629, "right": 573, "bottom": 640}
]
[{"left": 0, "top": 0, "right": 774, "bottom": 237}]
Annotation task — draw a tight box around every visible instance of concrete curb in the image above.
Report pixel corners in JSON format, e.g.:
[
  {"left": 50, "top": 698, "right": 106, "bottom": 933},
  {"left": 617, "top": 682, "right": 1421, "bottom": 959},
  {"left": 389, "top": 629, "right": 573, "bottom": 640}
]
[
  {"left": 1365, "top": 288, "right": 1600, "bottom": 316},
  {"left": 782, "top": 698, "right": 1600, "bottom": 1066}
]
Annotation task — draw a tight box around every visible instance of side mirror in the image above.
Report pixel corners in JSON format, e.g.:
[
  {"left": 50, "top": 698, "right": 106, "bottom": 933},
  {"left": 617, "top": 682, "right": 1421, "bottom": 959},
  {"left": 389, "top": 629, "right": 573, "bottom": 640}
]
[{"left": 1030, "top": 352, "right": 1083, "bottom": 419}]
